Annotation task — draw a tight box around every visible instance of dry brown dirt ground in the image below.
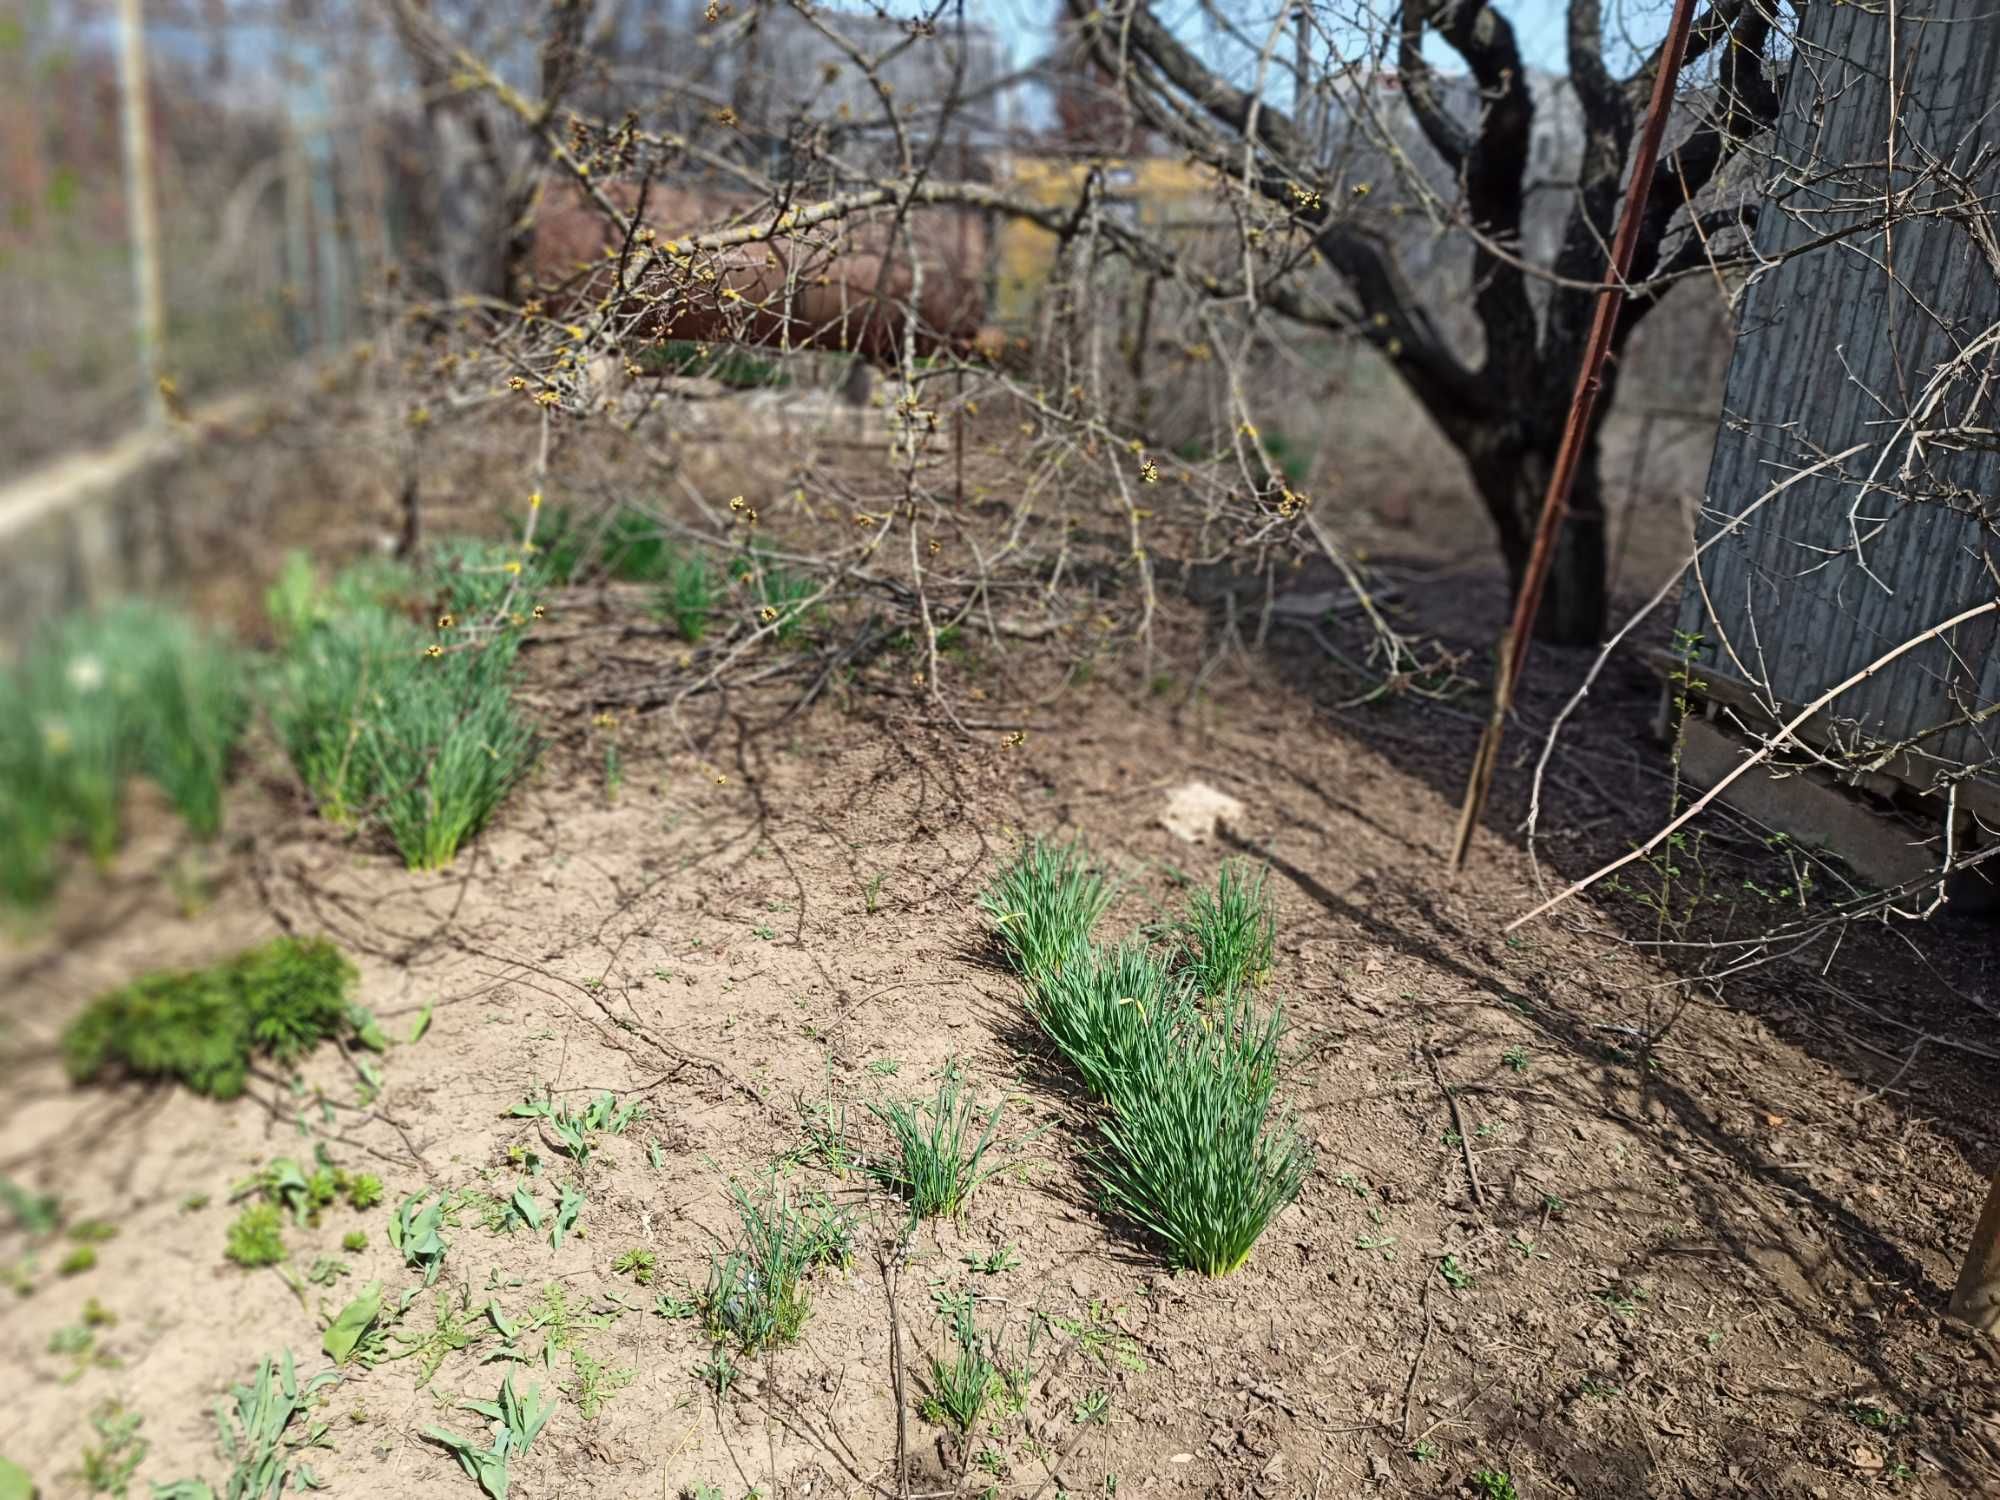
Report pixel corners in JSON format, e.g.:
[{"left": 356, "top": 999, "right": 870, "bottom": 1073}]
[{"left": 5, "top": 548, "right": 2000, "bottom": 1500}]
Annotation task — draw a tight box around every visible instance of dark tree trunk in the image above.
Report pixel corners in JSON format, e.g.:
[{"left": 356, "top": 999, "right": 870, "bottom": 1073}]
[
  {"left": 1468, "top": 429, "right": 1609, "bottom": 647},
  {"left": 395, "top": 466, "right": 423, "bottom": 561}
]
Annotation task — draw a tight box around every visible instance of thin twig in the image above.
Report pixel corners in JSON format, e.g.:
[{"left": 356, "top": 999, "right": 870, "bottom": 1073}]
[{"left": 1424, "top": 1046, "right": 1484, "bottom": 1211}]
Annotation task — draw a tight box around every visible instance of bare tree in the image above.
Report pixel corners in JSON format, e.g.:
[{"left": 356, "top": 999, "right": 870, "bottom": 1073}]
[
  {"left": 1063, "top": 0, "right": 1792, "bottom": 642},
  {"left": 387, "top": 0, "right": 604, "bottom": 300}
]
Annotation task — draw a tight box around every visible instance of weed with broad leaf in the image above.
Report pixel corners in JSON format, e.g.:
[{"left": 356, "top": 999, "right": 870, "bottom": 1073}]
[
  {"left": 388, "top": 1192, "right": 450, "bottom": 1286},
  {"left": 424, "top": 1372, "right": 555, "bottom": 1500}
]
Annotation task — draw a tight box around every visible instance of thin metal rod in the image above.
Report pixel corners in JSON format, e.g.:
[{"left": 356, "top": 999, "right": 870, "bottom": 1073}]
[{"left": 1448, "top": 0, "right": 1704, "bottom": 870}]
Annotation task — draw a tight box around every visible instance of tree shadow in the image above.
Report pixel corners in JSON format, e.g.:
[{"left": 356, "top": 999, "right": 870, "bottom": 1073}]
[{"left": 1172, "top": 550, "right": 2000, "bottom": 1491}]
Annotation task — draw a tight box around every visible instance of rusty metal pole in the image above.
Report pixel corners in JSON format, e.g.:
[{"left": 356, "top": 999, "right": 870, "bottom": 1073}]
[{"left": 1448, "top": 0, "right": 1703, "bottom": 869}]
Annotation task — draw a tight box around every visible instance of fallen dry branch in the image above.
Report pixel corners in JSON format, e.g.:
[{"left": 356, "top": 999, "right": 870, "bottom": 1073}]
[{"left": 1507, "top": 597, "right": 2000, "bottom": 931}]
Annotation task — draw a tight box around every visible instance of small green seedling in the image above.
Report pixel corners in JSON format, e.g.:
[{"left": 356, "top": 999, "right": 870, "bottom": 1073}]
[
  {"left": 963, "top": 1245, "right": 1020, "bottom": 1276},
  {"left": 424, "top": 1372, "right": 555, "bottom": 1500},
  {"left": 388, "top": 1192, "right": 450, "bottom": 1285},
  {"left": 567, "top": 1350, "right": 635, "bottom": 1420},
  {"left": 866, "top": 1078, "right": 1006, "bottom": 1220},
  {"left": 77, "top": 1401, "right": 147, "bottom": 1496},
  {"left": 548, "top": 1184, "right": 584, "bottom": 1250},
  {"left": 612, "top": 1248, "right": 656, "bottom": 1286},
  {"left": 0, "top": 1177, "right": 61, "bottom": 1235},
  {"left": 507, "top": 1090, "right": 644, "bottom": 1166},
  {"left": 693, "top": 1349, "right": 738, "bottom": 1399},
  {"left": 226, "top": 1204, "right": 288, "bottom": 1268}
]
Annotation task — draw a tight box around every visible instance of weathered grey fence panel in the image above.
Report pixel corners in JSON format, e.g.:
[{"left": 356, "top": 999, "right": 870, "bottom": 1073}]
[{"left": 1676, "top": 1, "right": 2000, "bottom": 793}]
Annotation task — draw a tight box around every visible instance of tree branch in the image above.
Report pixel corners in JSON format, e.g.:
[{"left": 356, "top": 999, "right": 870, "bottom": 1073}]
[
  {"left": 1644, "top": 2, "right": 1780, "bottom": 217},
  {"left": 1407, "top": 0, "right": 1538, "bottom": 388},
  {"left": 1566, "top": 0, "right": 1630, "bottom": 144},
  {"left": 1066, "top": 0, "right": 1485, "bottom": 420},
  {"left": 1617, "top": 204, "right": 1758, "bottom": 339},
  {"left": 1625, "top": 0, "right": 1763, "bottom": 116},
  {"left": 1551, "top": 0, "right": 1781, "bottom": 380},
  {"left": 1395, "top": 2, "right": 1472, "bottom": 174}
]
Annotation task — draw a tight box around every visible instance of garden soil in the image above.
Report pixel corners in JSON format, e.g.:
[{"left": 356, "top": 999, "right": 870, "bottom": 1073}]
[{"left": 4, "top": 568, "right": 1999, "bottom": 1500}]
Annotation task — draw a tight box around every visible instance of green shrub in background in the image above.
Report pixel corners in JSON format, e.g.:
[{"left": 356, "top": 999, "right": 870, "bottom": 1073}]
[
  {"left": 0, "top": 672, "right": 66, "bottom": 908},
  {"left": 0, "top": 602, "right": 247, "bottom": 911},
  {"left": 427, "top": 537, "right": 548, "bottom": 622},
  {"left": 266, "top": 550, "right": 416, "bottom": 647},
  {"left": 594, "top": 509, "right": 675, "bottom": 583},
  {"left": 1259, "top": 430, "right": 1315, "bottom": 487},
  {"left": 733, "top": 543, "right": 819, "bottom": 643},
  {"left": 62, "top": 935, "right": 370, "bottom": 1099},
  {"left": 520, "top": 503, "right": 722, "bottom": 638},
  {"left": 518, "top": 504, "right": 591, "bottom": 585},
  {"left": 655, "top": 550, "right": 715, "bottom": 643},
  {"left": 266, "top": 546, "right": 540, "bottom": 870},
  {"left": 638, "top": 340, "right": 790, "bottom": 390}
]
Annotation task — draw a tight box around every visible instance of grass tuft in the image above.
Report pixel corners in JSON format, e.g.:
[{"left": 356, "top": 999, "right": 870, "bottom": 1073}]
[
  {"left": 865, "top": 1078, "right": 1006, "bottom": 1220},
  {"left": 0, "top": 601, "right": 247, "bottom": 911},
  {"left": 266, "top": 550, "right": 539, "bottom": 869},
  {"left": 656, "top": 550, "right": 716, "bottom": 643},
  {"left": 920, "top": 1304, "right": 999, "bottom": 1432},
  {"left": 1175, "top": 860, "right": 1276, "bottom": 1000},
  {"left": 979, "top": 838, "right": 1113, "bottom": 982},
  {"left": 1028, "top": 939, "right": 1195, "bottom": 1101},
  {"left": 1092, "top": 994, "right": 1311, "bottom": 1275},
  {"left": 701, "top": 1179, "right": 853, "bottom": 1354}
]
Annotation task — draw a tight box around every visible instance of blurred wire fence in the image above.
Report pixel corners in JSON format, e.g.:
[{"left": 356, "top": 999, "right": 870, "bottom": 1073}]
[{"left": 0, "top": 1, "right": 407, "bottom": 477}]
